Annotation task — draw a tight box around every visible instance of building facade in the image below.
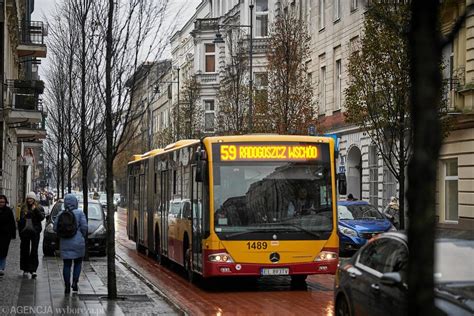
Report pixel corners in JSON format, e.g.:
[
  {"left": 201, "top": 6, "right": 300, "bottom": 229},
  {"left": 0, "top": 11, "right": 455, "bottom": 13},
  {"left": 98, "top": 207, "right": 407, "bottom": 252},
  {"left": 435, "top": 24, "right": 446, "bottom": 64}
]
[
  {"left": 438, "top": 0, "right": 474, "bottom": 230},
  {"left": 1, "top": 0, "right": 47, "bottom": 208}
]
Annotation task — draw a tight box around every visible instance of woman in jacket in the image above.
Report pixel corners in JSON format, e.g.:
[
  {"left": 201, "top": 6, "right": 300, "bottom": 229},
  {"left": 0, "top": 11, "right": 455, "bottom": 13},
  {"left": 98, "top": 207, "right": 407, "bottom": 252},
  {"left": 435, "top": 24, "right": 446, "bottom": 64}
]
[
  {"left": 18, "top": 192, "right": 45, "bottom": 278},
  {"left": 54, "top": 194, "right": 88, "bottom": 294},
  {"left": 0, "top": 195, "right": 16, "bottom": 276}
]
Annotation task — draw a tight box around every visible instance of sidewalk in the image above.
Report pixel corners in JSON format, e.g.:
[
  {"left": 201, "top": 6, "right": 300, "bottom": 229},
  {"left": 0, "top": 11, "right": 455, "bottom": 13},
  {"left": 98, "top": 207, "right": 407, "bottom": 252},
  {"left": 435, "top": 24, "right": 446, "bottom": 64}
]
[{"left": 0, "top": 226, "right": 180, "bottom": 315}]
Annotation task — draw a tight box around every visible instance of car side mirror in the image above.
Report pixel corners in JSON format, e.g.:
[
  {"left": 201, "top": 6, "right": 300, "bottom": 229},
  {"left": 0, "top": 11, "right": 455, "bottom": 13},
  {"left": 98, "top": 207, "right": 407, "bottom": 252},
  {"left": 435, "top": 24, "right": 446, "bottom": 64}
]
[{"left": 380, "top": 272, "right": 402, "bottom": 286}]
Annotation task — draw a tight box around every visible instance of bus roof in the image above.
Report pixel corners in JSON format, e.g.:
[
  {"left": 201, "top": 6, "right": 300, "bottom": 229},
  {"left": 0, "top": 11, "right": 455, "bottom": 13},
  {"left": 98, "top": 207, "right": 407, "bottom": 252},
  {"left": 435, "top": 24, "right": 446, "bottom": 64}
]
[{"left": 128, "top": 135, "right": 334, "bottom": 164}]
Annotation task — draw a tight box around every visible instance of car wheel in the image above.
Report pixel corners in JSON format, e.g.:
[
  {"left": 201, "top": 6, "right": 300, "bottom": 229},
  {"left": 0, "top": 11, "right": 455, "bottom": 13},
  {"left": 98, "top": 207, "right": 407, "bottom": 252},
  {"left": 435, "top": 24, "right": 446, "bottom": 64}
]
[{"left": 335, "top": 294, "right": 351, "bottom": 316}]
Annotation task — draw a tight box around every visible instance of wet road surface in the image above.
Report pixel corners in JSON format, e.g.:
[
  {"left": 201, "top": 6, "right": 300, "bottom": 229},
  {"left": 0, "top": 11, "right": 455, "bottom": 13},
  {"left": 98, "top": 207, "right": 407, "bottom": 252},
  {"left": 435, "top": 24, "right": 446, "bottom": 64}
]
[{"left": 115, "top": 209, "right": 335, "bottom": 315}]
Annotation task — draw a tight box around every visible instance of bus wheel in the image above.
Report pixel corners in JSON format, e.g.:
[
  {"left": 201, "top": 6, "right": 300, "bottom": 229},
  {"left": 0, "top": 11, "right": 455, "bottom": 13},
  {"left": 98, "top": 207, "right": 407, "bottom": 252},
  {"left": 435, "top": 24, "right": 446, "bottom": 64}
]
[
  {"left": 290, "top": 275, "right": 307, "bottom": 288},
  {"left": 184, "top": 248, "right": 194, "bottom": 283},
  {"left": 155, "top": 229, "right": 162, "bottom": 264}
]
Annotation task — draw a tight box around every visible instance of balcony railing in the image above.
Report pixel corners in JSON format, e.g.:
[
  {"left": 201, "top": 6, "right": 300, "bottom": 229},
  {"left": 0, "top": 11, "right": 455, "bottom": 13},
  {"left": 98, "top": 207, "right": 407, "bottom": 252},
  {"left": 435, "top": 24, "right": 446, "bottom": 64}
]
[
  {"left": 194, "top": 18, "right": 219, "bottom": 31},
  {"left": 19, "top": 21, "right": 47, "bottom": 45},
  {"left": 5, "top": 80, "right": 44, "bottom": 111}
]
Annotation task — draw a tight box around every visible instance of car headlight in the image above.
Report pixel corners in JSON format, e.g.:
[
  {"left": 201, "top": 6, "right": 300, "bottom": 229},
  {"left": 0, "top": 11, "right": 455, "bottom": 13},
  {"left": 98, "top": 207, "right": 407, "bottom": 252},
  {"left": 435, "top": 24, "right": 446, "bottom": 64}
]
[
  {"left": 45, "top": 224, "right": 55, "bottom": 234},
  {"left": 90, "top": 224, "right": 106, "bottom": 237},
  {"left": 315, "top": 251, "right": 338, "bottom": 262},
  {"left": 389, "top": 225, "right": 397, "bottom": 231},
  {"left": 208, "top": 252, "right": 234, "bottom": 263},
  {"left": 339, "top": 226, "right": 358, "bottom": 237}
]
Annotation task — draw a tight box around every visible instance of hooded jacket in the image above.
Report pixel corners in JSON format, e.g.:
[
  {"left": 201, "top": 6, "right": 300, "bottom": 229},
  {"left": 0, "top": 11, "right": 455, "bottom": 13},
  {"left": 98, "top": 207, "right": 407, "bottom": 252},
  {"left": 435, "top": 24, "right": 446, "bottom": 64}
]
[{"left": 54, "top": 194, "right": 88, "bottom": 259}]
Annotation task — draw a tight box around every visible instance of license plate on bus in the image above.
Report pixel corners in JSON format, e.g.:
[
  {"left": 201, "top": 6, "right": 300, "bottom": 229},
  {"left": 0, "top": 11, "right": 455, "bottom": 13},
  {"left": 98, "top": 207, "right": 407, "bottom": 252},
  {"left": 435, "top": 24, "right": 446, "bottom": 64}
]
[{"left": 261, "top": 268, "right": 289, "bottom": 276}]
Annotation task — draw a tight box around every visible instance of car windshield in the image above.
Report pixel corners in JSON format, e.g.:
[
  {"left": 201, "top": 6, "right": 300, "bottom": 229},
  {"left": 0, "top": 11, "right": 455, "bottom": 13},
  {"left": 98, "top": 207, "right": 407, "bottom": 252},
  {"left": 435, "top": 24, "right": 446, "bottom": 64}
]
[
  {"left": 213, "top": 159, "right": 333, "bottom": 237},
  {"left": 435, "top": 239, "right": 474, "bottom": 283},
  {"left": 338, "top": 204, "right": 384, "bottom": 220}
]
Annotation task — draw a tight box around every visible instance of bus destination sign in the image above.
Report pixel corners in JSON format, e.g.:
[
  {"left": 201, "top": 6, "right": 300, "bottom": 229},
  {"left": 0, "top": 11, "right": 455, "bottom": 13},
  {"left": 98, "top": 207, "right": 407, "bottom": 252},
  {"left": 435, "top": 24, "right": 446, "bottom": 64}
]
[{"left": 219, "top": 144, "right": 319, "bottom": 161}]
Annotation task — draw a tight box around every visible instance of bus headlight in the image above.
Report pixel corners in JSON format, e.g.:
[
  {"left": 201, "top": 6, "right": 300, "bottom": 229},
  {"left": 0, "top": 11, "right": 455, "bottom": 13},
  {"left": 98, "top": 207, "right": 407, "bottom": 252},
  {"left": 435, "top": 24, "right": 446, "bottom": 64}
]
[
  {"left": 315, "top": 251, "right": 338, "bottom": 262},
  {"left": 208, "top": 252, "right": 234, "bottom": 263},
  {"left": 339, "top": 226, "right": 357, "bottom": 237}
]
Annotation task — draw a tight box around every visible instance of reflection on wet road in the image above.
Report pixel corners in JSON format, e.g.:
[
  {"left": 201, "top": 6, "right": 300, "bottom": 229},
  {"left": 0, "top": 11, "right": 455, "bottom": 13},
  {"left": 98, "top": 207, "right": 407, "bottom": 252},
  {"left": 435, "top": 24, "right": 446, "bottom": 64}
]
[{"left": 115, "top": 209, "right": 335, "bottom": 315}]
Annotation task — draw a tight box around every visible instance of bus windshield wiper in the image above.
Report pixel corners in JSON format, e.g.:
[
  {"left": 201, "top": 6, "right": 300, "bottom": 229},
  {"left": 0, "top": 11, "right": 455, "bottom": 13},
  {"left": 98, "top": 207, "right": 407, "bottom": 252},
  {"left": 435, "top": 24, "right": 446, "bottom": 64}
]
[
  {"left": 284, "top": 224, "right": 324, "bottom": 239},
  {"left": 224, "top": 227, "right": 287, "bottom": 239}
]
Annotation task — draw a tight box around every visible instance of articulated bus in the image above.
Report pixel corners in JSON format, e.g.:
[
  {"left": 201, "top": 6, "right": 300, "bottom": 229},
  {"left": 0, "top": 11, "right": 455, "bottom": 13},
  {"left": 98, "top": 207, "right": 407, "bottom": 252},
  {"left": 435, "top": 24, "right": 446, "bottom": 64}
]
[{"left": 127, "top": 135, "right": 340, "bottom": 282}]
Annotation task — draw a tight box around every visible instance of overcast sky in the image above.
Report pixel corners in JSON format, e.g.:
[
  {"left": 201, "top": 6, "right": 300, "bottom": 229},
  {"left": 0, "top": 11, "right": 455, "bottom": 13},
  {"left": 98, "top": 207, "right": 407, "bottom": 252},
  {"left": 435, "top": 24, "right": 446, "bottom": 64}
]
[{"left": 32, "top": 0, "right": 202, "bottom": 78}]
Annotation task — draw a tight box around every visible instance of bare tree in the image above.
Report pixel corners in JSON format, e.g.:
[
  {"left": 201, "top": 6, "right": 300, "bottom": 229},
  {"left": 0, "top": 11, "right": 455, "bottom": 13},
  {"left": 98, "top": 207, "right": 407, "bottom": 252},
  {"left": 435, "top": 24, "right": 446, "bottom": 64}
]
[
  {"left": 345, "top": 3, "right": 412, "bottom": 228},
  {"left": 180, "top": 74, "right": 202, "bottom": 138},
  {"left": 101, "top": 0, "right": 172, "bottom": 299},
  {"left": 258, "top": 11, "right": 315, "bottom": 134},
  {"left": 217, "top": 29, "right": 249, "bottom": 134}
]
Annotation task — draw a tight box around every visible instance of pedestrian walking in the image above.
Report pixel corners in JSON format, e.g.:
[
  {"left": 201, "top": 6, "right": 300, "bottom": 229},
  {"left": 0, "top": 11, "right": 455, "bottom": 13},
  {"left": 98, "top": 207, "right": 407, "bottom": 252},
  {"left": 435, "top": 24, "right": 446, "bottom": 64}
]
[
  {"left": 384, "top": 196, "right": 400, "bottom": 230},
  {"left": 18, "top": 192, "right": 45, "bottom": 278},
  {"left": 0, "top": 195, "right": 16, "bottom": 276},
  {"left": 54, "top": 194, "right": 88, "bottom": 294}
]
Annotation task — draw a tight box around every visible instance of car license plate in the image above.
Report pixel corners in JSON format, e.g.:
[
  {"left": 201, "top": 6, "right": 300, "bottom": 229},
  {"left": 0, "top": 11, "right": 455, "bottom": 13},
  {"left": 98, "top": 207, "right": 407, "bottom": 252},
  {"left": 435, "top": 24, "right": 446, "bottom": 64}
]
[{"left": 261, "top": 268, "right": 289, "bottom": 276}]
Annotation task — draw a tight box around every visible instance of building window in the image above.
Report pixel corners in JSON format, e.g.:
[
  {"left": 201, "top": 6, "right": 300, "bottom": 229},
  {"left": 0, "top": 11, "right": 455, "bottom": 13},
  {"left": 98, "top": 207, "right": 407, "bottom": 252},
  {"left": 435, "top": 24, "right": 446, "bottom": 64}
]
[
  {"left": 383, "top": 165, "right": 397, "bottom": 207},
  {"left": 334, "top": 0, "right": 341, "bottom": 21},
  {"left": 369, "top": 145, "right": 378, "bottom": 207},
  {"left": 349, "top": 36, "right": 360, "bottom": 55},
  {"left": 335, "top": 59, "right": 342, "bottom": 110},
  {"left": 351, "top": 0, "right": 358, "bottom": 12},
  {"left": 255, "top": 0, "right": 269, "bottom": 37},
  {"left": 204, "top": 100, "right": 215, "bottom": 131},
  {"left": 205, "top": 44, "right": 216, "bottom": 73},
  {"left": 320, "top": 66, "right": 326, "bottom": 114},
  {"left": 152, "top": 109, "right": 159, "bottom": 133},
  {"left": 444, "top": 159, "right": 458, "bottom": 221},
  {"left": 319, "top": 0, "right": 325, "bottom": 30}
]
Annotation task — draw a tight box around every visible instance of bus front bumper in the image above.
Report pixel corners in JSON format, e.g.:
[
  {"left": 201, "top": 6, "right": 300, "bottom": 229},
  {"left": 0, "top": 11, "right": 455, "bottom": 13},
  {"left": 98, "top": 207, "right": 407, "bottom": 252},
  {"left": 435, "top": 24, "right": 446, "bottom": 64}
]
[{"left": 203, "top": 260, "right": 338, "bottom": 278}]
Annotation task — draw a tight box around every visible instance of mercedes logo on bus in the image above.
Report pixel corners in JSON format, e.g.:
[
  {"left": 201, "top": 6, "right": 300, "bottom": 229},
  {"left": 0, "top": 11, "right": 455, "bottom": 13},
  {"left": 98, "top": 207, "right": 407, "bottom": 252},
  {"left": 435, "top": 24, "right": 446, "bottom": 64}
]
[{"left": 269, "top": 252, "right": 280, "bottom": 263}]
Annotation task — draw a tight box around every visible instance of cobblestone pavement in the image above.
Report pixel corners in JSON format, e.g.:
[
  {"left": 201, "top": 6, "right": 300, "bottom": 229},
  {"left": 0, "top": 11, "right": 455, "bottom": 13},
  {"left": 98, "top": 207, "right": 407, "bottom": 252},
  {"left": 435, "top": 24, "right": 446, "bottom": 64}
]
[{"left": 0, "top": 207, "right": 180, "bottom": 316}]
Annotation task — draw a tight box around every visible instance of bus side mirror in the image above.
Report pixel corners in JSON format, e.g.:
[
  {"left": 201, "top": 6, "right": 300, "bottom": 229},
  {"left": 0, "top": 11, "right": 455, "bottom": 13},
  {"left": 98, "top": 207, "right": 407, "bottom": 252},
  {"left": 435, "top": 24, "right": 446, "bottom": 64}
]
[
  {"left": 196, "top": 160, "right": 208, "bottom": 183},
  {"left": 338, "top": 173, "right": 347, "bottom": 195},
  {"left": 195, "top": 147, "right": 208, "bottom": 183}
]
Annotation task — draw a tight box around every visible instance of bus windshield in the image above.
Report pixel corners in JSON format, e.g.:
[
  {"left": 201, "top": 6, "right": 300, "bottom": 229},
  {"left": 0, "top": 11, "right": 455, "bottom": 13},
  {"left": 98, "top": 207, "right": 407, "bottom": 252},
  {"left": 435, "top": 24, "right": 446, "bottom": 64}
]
[{"left": 212, "top": 161, "right": 333, "bottom": 239}]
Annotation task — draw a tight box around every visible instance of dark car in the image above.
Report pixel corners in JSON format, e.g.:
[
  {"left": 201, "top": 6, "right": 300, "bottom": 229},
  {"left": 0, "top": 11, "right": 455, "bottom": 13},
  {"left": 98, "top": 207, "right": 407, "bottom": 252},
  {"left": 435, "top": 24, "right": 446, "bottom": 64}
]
[
  {"left": 338, "top": 200, "right": 395, "bottom": 254},
  {"left": 43, "top": 200, "right": 107, "bottom": 256},
  {"left": 334, "top": 232, "right": 474, "bottom": 316}
]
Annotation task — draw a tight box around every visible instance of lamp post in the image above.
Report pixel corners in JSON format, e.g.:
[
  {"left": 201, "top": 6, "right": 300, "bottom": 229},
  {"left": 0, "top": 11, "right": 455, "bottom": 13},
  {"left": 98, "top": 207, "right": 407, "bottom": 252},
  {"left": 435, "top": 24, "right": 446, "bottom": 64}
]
[{"left": 213, "top": 1, "right": 254, "bottom": 133}]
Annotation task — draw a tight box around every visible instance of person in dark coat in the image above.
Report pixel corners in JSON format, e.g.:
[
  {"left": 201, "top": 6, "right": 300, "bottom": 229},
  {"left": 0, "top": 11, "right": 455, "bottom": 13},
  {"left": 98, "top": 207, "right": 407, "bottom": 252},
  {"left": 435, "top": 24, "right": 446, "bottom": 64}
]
[
  {"left": 0, "top": 195, "right": 16, "bottom": 276},
  {"left": 54, "top": 194, "right": 88, "bottom": 294},
  {"left": 17, "top": 192, "right": 45, "bottom": 278}
]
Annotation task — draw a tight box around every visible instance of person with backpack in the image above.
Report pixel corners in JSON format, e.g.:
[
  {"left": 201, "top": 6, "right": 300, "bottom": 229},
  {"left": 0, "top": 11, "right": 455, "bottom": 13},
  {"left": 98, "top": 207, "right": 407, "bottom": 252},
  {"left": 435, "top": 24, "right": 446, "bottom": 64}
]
[
  {"left": 17, "top": 192, "right": 45, "bottom": 278},
  {"left": 0, "top": 195, "right": 16, "bottom": 276},
  {"left": 54, "top": 194, "right": 87, "bottom": 294}
]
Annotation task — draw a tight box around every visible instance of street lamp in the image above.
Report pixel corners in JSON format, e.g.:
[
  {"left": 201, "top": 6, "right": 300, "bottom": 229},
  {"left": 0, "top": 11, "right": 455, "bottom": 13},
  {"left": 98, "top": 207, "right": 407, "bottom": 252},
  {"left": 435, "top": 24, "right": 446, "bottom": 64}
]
[
  {"left": 155, "top": 67, "right": 180, "bottom": 141},
  {"left": 213, "top": 2, "right": 254, "bottom": 133}
]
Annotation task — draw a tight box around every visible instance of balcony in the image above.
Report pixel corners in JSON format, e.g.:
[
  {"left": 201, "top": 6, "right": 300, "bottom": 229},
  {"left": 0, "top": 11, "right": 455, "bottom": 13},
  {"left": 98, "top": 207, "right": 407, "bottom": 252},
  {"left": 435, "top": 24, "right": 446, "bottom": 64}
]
[
  {"left": 194, "top": 18, "right": 219, "bottom": 31},
  {"left": 17, "top": 21, "right": 47, "bottom": 58},
  {"left": 15, "top": 117, "right": 47, "bottom": 141},
  {"left": 3, "top": 80, "right": 44, "bottom": 124},
  {"left": 196, "top": 72, "right": 219, "bottom": 84}
]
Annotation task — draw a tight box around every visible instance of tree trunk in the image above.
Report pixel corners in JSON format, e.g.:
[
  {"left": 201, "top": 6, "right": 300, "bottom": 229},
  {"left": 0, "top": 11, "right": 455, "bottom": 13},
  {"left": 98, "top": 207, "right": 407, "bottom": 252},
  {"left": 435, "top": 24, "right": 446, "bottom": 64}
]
[
  {"left": 106, "top": 0, "right": 117, "bottom": 300},
  {"left": 407, "top": 1, "right": 441, "bottom": 314}
]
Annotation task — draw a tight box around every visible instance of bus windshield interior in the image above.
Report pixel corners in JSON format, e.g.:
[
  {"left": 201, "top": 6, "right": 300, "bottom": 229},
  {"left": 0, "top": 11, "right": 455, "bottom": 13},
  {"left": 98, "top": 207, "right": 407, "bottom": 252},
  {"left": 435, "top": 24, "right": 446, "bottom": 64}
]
[{"left": 213, "top": 162, "right": 333, "bottom": 237}]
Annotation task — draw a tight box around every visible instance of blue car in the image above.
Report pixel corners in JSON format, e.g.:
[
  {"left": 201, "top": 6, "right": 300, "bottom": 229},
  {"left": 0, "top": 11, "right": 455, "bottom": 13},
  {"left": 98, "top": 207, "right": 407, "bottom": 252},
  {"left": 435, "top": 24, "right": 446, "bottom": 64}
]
[{"left": 337, "top": 200, "right": 395, "bottom": 254}]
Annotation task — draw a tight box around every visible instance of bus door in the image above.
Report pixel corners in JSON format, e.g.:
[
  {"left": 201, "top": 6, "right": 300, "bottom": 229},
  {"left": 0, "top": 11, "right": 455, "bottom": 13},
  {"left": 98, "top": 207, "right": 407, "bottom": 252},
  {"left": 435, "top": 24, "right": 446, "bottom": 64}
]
[
  {"left": 191, "top": 166, "right": 203, "bottom": 272},
  {"left": 147, "top": 166, "right": 155, "bottom": 252},
  {"left": 139, "top": 174, "right": 145, "bottom": 246},
  {"left": 161, "top": 170, "right": 170, "bottom": 256}
]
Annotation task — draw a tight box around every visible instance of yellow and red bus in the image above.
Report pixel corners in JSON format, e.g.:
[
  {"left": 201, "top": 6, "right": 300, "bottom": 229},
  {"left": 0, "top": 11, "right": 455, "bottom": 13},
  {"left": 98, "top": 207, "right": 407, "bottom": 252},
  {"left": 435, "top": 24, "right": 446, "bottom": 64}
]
[{"left": 127, "top": 135, "right": 340, "bottom": 282}]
